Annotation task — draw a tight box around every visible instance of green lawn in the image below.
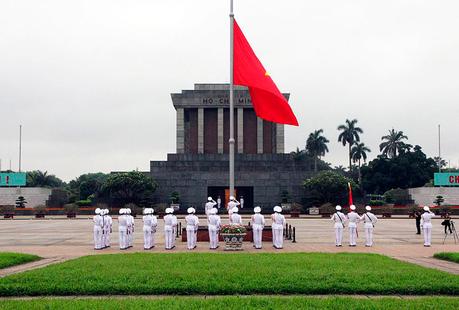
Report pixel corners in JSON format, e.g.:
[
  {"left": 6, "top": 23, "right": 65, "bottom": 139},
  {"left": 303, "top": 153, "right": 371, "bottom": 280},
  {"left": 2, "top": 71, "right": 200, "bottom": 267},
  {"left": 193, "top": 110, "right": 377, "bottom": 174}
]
[
  {"left": 0, "top": 252, "right": 40, "bottom": 269},
  {"left": 434, "top": 252, "right": 459, "bottom": 264},
  {"left": 1, "top": 297, "right": 459, "bottom": 310},
  {"left": 1, "top": 253, "right": 459, "bottom": 296}
]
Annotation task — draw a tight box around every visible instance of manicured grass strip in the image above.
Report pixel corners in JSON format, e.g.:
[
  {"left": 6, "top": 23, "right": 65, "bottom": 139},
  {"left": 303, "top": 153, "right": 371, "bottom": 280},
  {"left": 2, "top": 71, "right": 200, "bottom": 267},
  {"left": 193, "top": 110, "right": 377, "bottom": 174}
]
[
  {"left": 0, "top": 252, "right": 40, "bottom": 269},
  {"left": 1, "top": 296, "right": 459, "bottom": 310},
  {"left": 1, "top": 253, "right": 459, "bottom": 296},
  {"left": 434, "top": 252, "right": 459, "bottom": 264}
]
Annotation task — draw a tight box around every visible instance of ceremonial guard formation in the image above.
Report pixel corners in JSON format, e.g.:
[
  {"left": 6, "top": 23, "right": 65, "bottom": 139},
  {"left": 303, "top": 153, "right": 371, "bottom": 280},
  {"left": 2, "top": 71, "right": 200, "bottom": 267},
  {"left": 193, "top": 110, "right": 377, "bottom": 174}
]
[
  {"left": 164, "top": 208, "right": 178, "bottom": 250},
  {"left": 185, "top": 207, "right": 199, "bottom": 250},
  {"left": 251, "top": 206, "right": 265, "bottom": 249},
  {"left": 331, "top": 205, "right": 346, "bottom": 247},
  {"left": 271, "top": 206, "right": 286, "bottom": 249},
  {"left": 421, "top": 206, "right": 435, "bottom": 247},
  {"left": 142, "top": 208, "right": 157, "bottom": 250},
  {"left": 208, "top": 208, "right": 221, "bottom": 249}
]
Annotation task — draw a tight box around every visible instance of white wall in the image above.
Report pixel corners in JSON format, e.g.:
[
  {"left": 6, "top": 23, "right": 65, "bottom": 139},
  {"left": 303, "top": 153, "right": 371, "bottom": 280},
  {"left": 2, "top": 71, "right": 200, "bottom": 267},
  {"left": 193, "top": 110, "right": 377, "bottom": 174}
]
[{"left": 0, "top": 187, "right": 52, "bottom": 207}]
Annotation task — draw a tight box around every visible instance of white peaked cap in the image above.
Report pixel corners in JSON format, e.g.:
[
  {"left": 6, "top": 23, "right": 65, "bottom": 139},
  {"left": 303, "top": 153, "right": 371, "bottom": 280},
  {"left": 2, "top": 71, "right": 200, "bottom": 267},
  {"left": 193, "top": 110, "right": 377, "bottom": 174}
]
[
  {"left": 229, "top": 196, "right": 235, "bottom": 200},
  {"left": 208, "top": 197, "right": 213, "bottom": 201},
  {"left": 165, "top": 208, "right": 172, "bottom": 214},
  {"left": 254, "top": 206, "right": 261, "bottom": 213},
  {"left": 187, "top": 207, "right": 195, "bottom": 214},
  {"left": 423, "top": 206, "right": 430, "bottom": 211},
  {"left": 274, "top": 206, "right": 282, "bottom": 213},
  {"left": 350, "top": 205, "right": 356, "bottom": 211},
  {"left": 104, "top": 209, "right": 109, "bottom": 214},
  {"left": 210, "top": 208, "right": 218, "bottom": 215},
  {"left": 143, "top": 208, "right": 148, "bottom": 215},
  {"left": 119, "top": 208, "right": 124, "bottom": 215},
  {"left": 365, "top": 206, "right": 371, "bottom": 211},
  {"left": 126, "top": 208, "right": 131, "bottom": 214},
  {"left": 232, "top": 207, "right": 239, "bottom": 213},
  {"left": 150, "top": 208, "right": 155, "bottom": 214},
  {"left": 335, "top": 205, "right": 342, "bottom": 211},
  {"left": 95, "top": 208, "right": 101, "bottom": 214}
]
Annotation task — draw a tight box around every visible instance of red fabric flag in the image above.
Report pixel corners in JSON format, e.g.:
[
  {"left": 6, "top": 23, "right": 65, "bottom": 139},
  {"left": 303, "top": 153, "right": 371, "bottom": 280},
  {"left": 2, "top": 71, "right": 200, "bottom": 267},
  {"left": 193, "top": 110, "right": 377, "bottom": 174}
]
[
  {"left": 233, "top": 20, "right": 299, "bottom": 126},
  {"left": 348, "top": 182, "right": 353, "bottom": 207}
]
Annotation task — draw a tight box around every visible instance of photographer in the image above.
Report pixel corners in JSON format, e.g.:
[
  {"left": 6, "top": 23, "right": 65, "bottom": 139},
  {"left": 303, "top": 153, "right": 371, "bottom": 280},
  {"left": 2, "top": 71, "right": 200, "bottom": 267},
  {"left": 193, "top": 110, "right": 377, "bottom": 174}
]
[{"left": 442, "top": 212, "right": 453, "bottom": 234}]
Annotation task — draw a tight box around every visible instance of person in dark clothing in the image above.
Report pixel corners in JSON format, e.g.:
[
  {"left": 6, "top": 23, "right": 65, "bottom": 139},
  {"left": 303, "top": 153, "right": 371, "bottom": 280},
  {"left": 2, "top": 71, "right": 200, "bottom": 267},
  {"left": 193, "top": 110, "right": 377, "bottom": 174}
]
[
  {"left": 442, "top": 213, "right": 453, "bottom": 234},
  {"left": 414, "top": 210, "right": 421, "bottom": 234}
]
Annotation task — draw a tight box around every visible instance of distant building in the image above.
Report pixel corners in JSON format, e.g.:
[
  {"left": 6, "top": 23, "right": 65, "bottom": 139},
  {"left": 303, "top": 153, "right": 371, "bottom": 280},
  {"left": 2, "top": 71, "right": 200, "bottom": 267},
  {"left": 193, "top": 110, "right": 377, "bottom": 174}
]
[{"left": 149, "top": 84, "right": 314, "bottom": 211}]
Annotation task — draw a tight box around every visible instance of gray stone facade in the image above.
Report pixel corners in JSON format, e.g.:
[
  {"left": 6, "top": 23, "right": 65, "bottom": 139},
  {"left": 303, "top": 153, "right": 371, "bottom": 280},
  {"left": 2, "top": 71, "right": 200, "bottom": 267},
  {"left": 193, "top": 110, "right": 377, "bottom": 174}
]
[{"left": 150, "top": 153, "right": 314, "bottom": 212}]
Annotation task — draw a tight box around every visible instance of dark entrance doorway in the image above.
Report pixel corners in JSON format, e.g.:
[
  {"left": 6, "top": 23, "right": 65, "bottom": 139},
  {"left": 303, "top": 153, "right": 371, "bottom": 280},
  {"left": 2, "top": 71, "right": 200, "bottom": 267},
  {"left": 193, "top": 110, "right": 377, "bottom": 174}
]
[{"left": 207, "top": 186, "right": 254, "bottom": 212}]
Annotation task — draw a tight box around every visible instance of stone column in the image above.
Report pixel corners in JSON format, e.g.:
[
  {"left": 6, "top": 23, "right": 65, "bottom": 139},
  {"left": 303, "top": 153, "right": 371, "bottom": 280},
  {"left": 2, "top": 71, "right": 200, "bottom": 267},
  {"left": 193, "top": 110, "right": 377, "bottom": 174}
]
[
  {"left": 257, "top": 118, "right": 263, "bottom": 154},
  {"left": 198, "top": 108, "right": 204, "bottom": 154},
  {"left": 176, "top": 108, "right": 184, "bottom": 154},
  {"left": 276, "top": 124, "right": 284, "bottom": 153},
  {"left": 217, "top": 108, "right": 224, "bottom": 154},
  {"left": 237, "top": 108, "right": 244, "bottom": 153}
]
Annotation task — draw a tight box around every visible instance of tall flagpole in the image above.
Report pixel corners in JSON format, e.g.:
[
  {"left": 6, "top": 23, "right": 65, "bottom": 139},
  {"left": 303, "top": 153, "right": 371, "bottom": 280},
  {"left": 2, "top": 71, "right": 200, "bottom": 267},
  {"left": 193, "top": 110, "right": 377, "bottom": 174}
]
[{"left": 229, "top": 0, "right": 235, "bottom": 199}]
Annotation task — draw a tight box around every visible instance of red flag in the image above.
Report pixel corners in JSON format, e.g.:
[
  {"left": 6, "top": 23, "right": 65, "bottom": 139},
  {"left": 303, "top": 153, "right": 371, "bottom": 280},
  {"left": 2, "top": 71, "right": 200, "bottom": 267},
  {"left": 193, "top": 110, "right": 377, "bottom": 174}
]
[
  {"left": 348, "top": 182, "right": 353, "bottom": 207},
  {"left": 233, "top": 20, "right": 299, "bottom": 126}
]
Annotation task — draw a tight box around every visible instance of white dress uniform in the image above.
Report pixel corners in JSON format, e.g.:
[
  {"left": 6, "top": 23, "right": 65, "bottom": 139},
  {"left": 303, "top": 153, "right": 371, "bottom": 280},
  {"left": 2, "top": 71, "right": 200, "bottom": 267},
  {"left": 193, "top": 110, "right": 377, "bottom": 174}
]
[
  {"left": 208, "top": 208, "right": 221, "bottom": 249},
  {"left": 251, "top": 207, "right": 265, "bottom": 249},
  {"left": 126, "top": 211, "right": 134, "bottom": 248},
  {"left": 118, "top": 209, "right": 128, "bottom": 250},
  {"left": 360, "top": 208, "right": 378, "bottom": 247},
  {"left": 347, "top": 208, "right": 360, "bottom": 246},
  {"left": 164, "top": 209, "right": 178, "bottom": 249},
  {"left": 227, "top": 197, "right": 240, "bottom": 215},
  {"left": 205, "top": 198, "right": 217, "bottom": 216},
  {"left": 185, "top": 208, "right": 200, "bottom": 250},
  {"left": 93, "top": 209, "right": 103, "bottom": 250},
  {"left": 230, "top": 208, "right": 242, "bottom": 225},
  {"left": 271, "top": 207, "right": 286, "bottom": 249},
  {"left": 331, "top": 207, "right": 347, "bottom": 246},
  {"left": 104, "top": 210, "right": 112, "bottom": 248},
  {"left": 143, "top": 209, "right": 157, "bottom": 250},
  {"left": 421, "top": 207, "right": 435, "bottom": 246}
]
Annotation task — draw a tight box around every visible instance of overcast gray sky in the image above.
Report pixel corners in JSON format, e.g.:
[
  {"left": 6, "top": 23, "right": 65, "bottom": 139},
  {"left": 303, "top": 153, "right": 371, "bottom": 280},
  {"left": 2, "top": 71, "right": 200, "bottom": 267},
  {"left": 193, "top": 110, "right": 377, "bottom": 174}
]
[{"left": 1, "top": 0, "right": 458, "bottom": 182}]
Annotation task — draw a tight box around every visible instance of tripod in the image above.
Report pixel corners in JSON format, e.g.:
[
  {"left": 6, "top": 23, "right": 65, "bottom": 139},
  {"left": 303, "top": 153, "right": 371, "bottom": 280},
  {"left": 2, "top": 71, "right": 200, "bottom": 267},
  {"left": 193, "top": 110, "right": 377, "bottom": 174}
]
[{"left": 443, "top": 220, "right": 459, "bottom": 244}]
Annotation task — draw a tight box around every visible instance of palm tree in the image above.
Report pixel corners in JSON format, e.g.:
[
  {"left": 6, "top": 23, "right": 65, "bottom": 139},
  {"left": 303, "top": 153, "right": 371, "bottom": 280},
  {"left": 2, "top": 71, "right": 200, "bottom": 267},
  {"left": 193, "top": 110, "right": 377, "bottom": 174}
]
[
  {"left": 379, "top": 129, "right": 408, "bottom": 158},
  {"left": 351, "top": 142, "right": 371, "bottom": 183},
  {"left": 306, "top": 129, "right": 330, "bottom": 172},
  {"left": 337, "top": 119, "right": 363, "bottom": 171}
]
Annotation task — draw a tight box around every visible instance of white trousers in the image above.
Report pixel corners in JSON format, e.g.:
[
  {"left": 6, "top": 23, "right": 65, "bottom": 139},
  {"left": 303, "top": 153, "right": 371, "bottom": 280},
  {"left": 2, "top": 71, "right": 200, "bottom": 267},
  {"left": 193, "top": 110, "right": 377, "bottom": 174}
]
[
  {"left": 423, "top": 226, "right": 432, "bottom": 246},
  {"left": 335, "top": 227, "right": 343, "bottom": 246},
  {"left": 93, "top": 226, "right": 103, "bottom": 249},
  {"left": 272, "top": 228, "right": 284, "bottom": 248},
  {"left": 104, "top": 228, "right": 110, "bottom": 247},
  {"left": 143, "top": 226, "right": 152, "bottom": 249},
  {"left": 127, "top": 227, "right": 134, "bottom": 247},
  {"left": 208, "top": 226, "right": 218, "bottom": 249},
  {"left": 187, "top": 226, "right": 197, "bottom": 249},
  {"left": 253, "top": 224, "right": 263, "bottom": 248},
  {"left": 119, "top": 226, "right": 127, "bottom": 249},
  {"left": 364, "top": 225, "right": 374, "bottom": 246},
  {"left": 165, "top": 227, "right": 174, "bottom": 249},
  {"left": 349, "top": 227, "right": 357, "bottom": 246}
]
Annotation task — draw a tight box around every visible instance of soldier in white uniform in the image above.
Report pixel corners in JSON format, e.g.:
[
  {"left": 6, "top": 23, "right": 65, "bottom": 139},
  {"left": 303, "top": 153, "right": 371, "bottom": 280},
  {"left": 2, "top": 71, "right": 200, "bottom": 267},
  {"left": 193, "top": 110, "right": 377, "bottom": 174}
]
[
  {"left": 205, "top": 197, "right": 217, "bottom": 216},
  {"left": 347, "top": 205, "right": 360, "bottom": 247},
  {"left": 118, "top": 209, "right": 128, "bottom": 250},
  {"left": 164, "top": 208, "right": 178, "bottom": 250},
  {"left": 143, "top": 208, "right": 157, "bottom": 250},
  {"left": 93, "top": 208, "right": 103, "bottom": 250},
  {"left": 103, "top": 209, "right": 113, "bottom": 248},
  {"left": 126, "top": 208, "right": 134, "bottom": 248},
  {"left": 230, "top": 207, "right": 243, "bottom": 225},
  {"left": 251, "top": 206, "right": 265, "bottom": 249},
  {"left": 208, "top": 208, "right": 221, "bottom": 249},
  {"left": 185, "top": 207, "right": 200, "bottom": 250},
  {"left": 240, "top": 196, "right": 244, "bottom": 209},
  {"left": 217, "top": 196, "right": 221, "bottom": 209},
  {"left": 271, "top": 206, "right": 286, "bottom": 249},
  {"left": 360, "top": 206, "right": 378, "bottom": 247},
  {"left": 421, "top": 206, "right": 435, "bottom": 247},
  {"left": 331, "top": 205, "right": 346, "bottom": 247},
  {"left": 227, "top": 196, "right": 240, "bottom": 215}
]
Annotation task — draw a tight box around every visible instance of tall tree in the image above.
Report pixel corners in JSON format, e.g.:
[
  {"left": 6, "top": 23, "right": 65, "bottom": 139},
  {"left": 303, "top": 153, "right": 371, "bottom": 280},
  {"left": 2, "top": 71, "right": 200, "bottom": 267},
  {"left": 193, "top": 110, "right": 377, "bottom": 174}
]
[
  {"left": 379, "top": 129, "right": 409, "bottom": 158},
  {"left": 27, "top": 170, "right": 64, "bottom": 188},
  {"left": 351, "top": 142, "right": 371, "bottom": 184},
  {"left": 306, "top": 129, "right": 330, "bottom": 173},
  {"left": 337, "top": 119, "right": 363, "bottom": 171}
]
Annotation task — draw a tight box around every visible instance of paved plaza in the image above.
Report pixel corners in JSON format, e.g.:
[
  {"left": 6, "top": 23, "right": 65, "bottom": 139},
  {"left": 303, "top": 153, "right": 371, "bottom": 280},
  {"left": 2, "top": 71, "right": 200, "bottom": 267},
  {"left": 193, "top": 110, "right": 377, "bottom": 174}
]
[{"left": 1, "top": 215, "right": 459, "bottom": 276}]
